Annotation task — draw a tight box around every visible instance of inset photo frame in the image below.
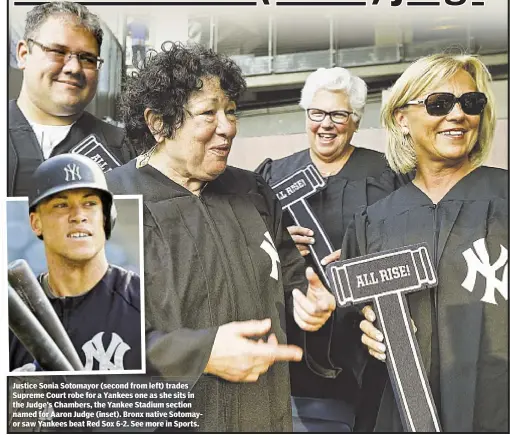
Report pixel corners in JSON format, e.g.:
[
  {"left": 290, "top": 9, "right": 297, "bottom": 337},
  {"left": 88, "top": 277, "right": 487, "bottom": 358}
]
[{"left": 7, "top": 194, "right": 145, "bottom": 376}]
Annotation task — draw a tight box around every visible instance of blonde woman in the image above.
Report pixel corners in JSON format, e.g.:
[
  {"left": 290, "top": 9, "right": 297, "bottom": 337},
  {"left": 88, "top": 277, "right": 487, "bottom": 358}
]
[{"left": 346, "top": 53, "right": 507, "bottom": 431}]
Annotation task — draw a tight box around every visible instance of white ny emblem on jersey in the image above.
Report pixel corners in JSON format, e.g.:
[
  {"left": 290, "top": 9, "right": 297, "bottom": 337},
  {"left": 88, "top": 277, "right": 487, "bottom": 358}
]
[
  {"left": 461, "top": 238, "right": 508, "bottom": 305},
  {"left": 260, "top": 231, "right": 280, "bottom": 281},
  {"left": 82, "top": 332, "right": 131, "bottom": 370},
  {"left": 64, "top": 163, "right": 81, "bottom": 182}
]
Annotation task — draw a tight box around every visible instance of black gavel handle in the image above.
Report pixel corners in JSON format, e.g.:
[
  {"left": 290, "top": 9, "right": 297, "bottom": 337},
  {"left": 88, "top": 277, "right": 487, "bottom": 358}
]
[
  {"left": 287, "top": 200, "right": 334, "bottom": 287},
  {"left": 373, "top": 293, "right": 441, "bottom": 432}
]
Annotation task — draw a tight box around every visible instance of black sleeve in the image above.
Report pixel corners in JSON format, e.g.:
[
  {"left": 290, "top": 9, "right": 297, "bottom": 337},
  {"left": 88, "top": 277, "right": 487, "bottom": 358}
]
[
  {"left": 106, "top": 162, "right": 139, "bottom": 194},
  {"left": 299, "top": 213, "right": 371, "bottom": 382},
  {"left": 100, "top": 122, "right": 137, "bottom": 163},
  {"left": 341, "top": 211, "right": 367, "bottom": 258},
  {"left": 142, "top": 215, "right": 218, "bottom": 386},
  {"left": 300, "top": 215, "right": 365, "bottom": 379},
  {"left": 254, "top": 158, "right": 274, "bottom": 184},
  {"left": 120, "top": 137, "right": 138, "bottom": 161},
  {"left": 257, "top": 173, "right": 345, "bottom": 378},
  {"left": 254, "top": 173, "right": 364, "bottom": 380},
  {"left": 332, "top": 212, "right": 370, "bottom": 385}
]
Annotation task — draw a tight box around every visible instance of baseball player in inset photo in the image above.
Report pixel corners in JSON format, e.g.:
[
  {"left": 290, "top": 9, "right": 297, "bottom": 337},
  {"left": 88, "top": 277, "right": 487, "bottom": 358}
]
[{"left": 9, "top": 154, "right": 142, "bottom": 372}]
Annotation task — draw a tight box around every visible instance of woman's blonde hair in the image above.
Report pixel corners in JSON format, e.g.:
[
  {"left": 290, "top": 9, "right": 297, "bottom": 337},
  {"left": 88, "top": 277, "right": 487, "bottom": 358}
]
[{"left": 381, "top": 53, "right": 496, "bottom": 174}]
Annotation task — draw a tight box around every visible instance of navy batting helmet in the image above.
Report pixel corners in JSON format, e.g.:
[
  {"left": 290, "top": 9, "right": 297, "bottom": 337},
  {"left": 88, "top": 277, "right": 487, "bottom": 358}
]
[{"left": 28, "top": 154, "right": 116, "bottom": 239}]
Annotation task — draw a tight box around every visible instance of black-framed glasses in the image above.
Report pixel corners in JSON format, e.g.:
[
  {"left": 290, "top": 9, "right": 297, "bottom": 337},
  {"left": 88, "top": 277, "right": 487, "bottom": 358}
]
[
  {"left": 27, "top": 39, "right": 104, "bottom": 70},
  {"left": 307, "top": 108, "right": 353, "bottom": 125},
  {"left": 405, "top": 92, "right": 487, "bottom": 116}
]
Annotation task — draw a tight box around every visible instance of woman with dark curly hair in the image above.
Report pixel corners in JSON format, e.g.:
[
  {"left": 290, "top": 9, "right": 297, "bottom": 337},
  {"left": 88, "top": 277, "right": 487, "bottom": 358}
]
[{"left": 106, "top": 42, "right": 336, "bottom": 432}]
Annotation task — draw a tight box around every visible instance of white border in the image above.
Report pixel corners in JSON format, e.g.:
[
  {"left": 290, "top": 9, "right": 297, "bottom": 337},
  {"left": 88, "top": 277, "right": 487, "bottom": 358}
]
[
  {"left": 1, "top": 1, "right": 8, "bottom": 432},
  {"left": 272, "top": 164, "right": 326, "bottom": 208},
  {"left": 5, "top": 194, "right": 146, "bottom": 376},
  {"left": 331, "top": 247, "right": 438, "bottom": 304}
]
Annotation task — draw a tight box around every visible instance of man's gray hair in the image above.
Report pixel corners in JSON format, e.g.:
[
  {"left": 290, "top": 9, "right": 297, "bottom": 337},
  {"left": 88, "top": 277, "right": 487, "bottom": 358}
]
[
  {"left": 299, "top": 67, "right": 368, "bottom": 122},
  {"left": 24, "top": 1, "right": 103, "bottom": 51}
]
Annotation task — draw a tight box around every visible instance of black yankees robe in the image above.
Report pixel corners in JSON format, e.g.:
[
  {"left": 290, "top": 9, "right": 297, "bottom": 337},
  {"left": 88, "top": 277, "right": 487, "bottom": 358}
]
[
  {"left": 106, "top": 161, "right": 308, "bottom": 432},
  {"left": 8, "top": 100, "right": 136, "bottom": 197},
  {"left": 341, "top": 166, "right": 508, "bottom": 432},
  {"left": 257, "top": 147, "right": 409, "bottom": 428}
]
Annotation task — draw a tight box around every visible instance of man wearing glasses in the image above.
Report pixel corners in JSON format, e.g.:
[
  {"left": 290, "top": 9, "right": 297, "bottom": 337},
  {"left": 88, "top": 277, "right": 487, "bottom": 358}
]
[{"left": 8, "top": 1, "right": 135, "bottom": 197}]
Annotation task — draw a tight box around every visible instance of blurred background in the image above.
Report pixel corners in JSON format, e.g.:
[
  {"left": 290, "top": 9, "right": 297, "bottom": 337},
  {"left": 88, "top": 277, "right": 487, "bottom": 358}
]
[
  {"left": 8, "top": 1, "right": 508, "bottom": 170},
  {"left": 6, "top": 198, "right": 141, "bottom": 277}
]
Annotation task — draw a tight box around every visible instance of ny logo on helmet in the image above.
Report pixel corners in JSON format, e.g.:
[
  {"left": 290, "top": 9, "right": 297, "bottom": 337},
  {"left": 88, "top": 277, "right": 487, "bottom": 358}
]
[{"left": 64, "top": 163, "right": 82, "bottom": 182}]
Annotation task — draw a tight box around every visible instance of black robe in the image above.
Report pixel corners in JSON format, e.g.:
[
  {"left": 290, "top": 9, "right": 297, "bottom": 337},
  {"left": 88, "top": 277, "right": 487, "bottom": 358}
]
[
  {"left": 8, "top": 100, "right": 136, "bottom": 197},
  {"left": 106, "top": 160, "right": 308, "bottom": 432},
  {"left": 341, "top": 166, "right": 508, "bottom": 432},
  {"left": 257, "top": 147, "right": 409, "bottom": 428}
]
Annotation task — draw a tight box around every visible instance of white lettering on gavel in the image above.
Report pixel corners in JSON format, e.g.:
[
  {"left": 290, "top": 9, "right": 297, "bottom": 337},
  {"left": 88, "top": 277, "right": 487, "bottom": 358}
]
[
  {"left": 285, "top": 179, "right": 306, "bottom": 195},
  {"left": 379, "top": 265, "right": 411, "bottom": 282}
]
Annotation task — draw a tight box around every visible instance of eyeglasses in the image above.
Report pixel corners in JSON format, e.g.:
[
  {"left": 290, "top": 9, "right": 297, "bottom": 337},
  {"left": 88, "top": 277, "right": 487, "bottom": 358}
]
[
  {"left": 307, "top": 108, "right": 353, "bottom": 125},
  {"left": 405, "top": 92, "right": 487, "bottom": 116},
  {"left": 27, "top": 39, "right": 104, "bottom": 70}
]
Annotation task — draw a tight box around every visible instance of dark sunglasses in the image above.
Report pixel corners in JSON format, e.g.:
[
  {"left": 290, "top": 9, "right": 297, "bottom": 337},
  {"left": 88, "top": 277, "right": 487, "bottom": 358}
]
[{"left": 405, "top": 92, "right": 487, "bottom": 116}]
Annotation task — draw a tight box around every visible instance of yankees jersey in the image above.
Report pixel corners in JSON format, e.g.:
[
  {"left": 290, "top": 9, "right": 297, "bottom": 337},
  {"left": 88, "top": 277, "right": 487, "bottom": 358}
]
[
  {"left": 8, "top": 100, "right": 136, "bottom": 197},
  {"left": 341, "top": 166, "right": 508, "bottom": 432},
  {"left": 107, "top": 161, "right": 308, "bottom": 432},
  {"left": 9, "top": 265, "right": 142, "bottom": 371},
  {"left": 257, "top": 147, "right": 409, "bottom": 429}
]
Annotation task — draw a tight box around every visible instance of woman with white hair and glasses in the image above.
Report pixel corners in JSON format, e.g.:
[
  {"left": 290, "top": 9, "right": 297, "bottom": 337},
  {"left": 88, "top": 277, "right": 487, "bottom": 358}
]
[
  {"left": 257, "top": 67, "right": 409, "bottom": 432},
  {"left": 347, "top": 53, "right": 508, "bottom": 431}
]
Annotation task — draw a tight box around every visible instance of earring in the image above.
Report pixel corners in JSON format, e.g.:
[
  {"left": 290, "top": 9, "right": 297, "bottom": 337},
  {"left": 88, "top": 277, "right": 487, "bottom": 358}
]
[{"left": 136, "top": 145, "right": 157, "bottom": 169}]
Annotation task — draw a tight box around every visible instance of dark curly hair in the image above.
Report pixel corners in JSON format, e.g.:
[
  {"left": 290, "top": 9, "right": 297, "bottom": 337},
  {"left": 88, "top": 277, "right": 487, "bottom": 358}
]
[{"left": 120, "top": 42, "right": 247, "bottom": 155}]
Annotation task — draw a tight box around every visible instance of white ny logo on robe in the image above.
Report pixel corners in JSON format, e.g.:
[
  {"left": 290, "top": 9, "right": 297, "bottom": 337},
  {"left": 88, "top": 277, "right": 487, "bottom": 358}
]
[
  {"left": 260, "top": 231, "right": 280, "bottom": 281},
  {"left": 461, "top": 238, "right": 508, "bottom": 305}
]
